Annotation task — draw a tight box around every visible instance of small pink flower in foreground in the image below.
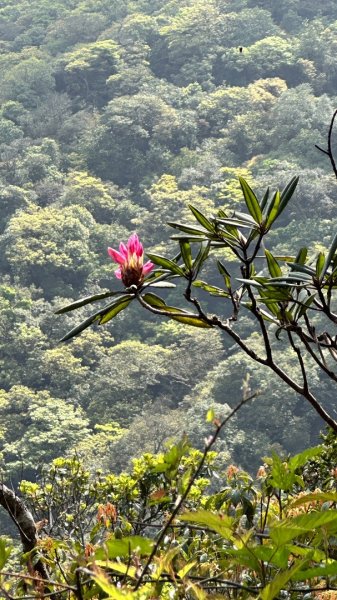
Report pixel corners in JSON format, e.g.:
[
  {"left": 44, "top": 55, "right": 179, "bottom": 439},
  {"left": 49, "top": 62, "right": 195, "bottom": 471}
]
[{"left": 108, "top": 233, "right": 154, "bottom": 288}]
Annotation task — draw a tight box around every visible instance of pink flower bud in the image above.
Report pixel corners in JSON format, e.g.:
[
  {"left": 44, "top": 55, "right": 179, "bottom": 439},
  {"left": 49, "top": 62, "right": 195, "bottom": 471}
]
[{"left": 108, "top": 234, "right": 154, "bottom": 287}]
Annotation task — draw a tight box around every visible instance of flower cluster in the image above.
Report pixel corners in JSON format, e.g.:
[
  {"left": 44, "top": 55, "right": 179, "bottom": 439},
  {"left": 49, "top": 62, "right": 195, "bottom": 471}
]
[{"left": 108, "top": 234, "right": 154, "bottom": 288}]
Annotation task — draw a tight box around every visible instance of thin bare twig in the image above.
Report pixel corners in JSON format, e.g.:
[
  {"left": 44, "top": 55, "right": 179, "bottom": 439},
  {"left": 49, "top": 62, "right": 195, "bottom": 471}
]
[{"left": 315, "top": 108, "right": 337, "bottom": 179}]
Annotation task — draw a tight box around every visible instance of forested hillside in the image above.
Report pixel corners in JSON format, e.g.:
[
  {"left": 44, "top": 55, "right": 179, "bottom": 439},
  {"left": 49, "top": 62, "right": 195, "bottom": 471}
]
[{"left": 0, "top": 0, "right": 337, "bottom": 479}]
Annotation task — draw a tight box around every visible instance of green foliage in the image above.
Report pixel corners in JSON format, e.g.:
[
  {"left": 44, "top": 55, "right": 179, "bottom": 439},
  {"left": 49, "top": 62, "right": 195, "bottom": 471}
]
[
  {"left": 0, "top": 0, "right": 336, "bottom": 542},
  {"left": 0, "top": 440, "right": 335, "bottom": 598}
]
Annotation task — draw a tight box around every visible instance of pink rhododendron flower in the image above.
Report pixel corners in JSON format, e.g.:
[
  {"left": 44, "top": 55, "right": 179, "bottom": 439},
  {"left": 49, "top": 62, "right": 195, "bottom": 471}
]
[{"left": 108, "top": 234, "right": 154, "bottom": 287}]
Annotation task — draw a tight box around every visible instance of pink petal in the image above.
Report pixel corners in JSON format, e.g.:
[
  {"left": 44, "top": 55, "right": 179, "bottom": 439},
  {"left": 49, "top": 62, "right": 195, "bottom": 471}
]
[
  {"left": 119, "top": 242, "right": 128, "bottom": 258},
  {"left": 136, "top": 241, "right": 143, "bottom": 258},
  {"left": 143, "top": 261, "right": 154, "bottom": 275},
  {"left": 114, "top": 267, "right": 122, "bottom": 279},
  {"left": 127, "top": 233, "right": 139, "bottom": 255},
  {"left": 108, "top": 247, "right": 126, "bottom": 265}
]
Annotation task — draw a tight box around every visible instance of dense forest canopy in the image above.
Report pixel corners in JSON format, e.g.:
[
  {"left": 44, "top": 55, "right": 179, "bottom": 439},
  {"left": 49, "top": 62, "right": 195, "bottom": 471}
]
[{"left": 0, "top": 0, "right": 337, "bottom": 481}]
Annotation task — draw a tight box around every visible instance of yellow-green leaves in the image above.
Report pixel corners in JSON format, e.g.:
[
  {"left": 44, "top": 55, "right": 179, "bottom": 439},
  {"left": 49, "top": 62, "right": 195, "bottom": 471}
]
[{"left": 179, "top": 510, "right": 234, "bottom": 539}]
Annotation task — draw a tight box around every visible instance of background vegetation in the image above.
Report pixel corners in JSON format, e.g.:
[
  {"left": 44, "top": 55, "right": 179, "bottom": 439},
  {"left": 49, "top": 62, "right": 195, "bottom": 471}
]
[{"left": 0, "top": 0, "right": 337, "bottom": 480}]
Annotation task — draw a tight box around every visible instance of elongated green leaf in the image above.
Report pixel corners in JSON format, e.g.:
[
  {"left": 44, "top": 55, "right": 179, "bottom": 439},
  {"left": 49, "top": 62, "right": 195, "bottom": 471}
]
[
  {"left": 287, "top": 262, "right": 315, "bottom": 276},
  {"left": 258, "top": 290, "right": 291, "bottom": 301},
  {"left": 59, "top": 313, "right": 100, "bottom": 342},
  {"left": 268, "top": 273, "right": 313, "bottom": 283},
  {"left": 168, "top": 222, "right": 213, "bottom": 237},
  {"left": 171, "top": 235, "right": 209, "bottom": 242},
  {"left": 59, "top": 294, "right": 134, "bottom": 341},
  {"left": 316, "top": 252, "right": 325, "bottom": 280},
  {"left": 259, "top": 559, "right": 307, "bottom": 600},
  {"left": 239, "top": 177, "right": 263, "bottom": 224},
  {"left": 94, "top": 560, "right": 136, "bottom": 578},
  {"left": 169, "top": 313, "right": 212, "bottom": 328},
  {"left": 216, "top": 217, "right": 257, "bottom": 230},
  {"left": 142, "top": 292, "right": 166, "bottom": 307},
  {"left": 189, "top": 205, "right": 215, "bottom": 232},
  {"left": 295, "top": 293, "right": 317, "bottom": 319},
  {"left": 265, "top": 250, "right": 282, "bottom": 278},
  {"left": 217, "top": 260, "right": 231, "bottom": 288},
  {"left": 148, "top": 281, "right": 176, "bottom": 288},
  {"left": 179, "top": 240, "right": 192, "bottom": 269},
  {"left": 0, "top": 539, "right": 11, "bottom": 569},
  {"left": 146, "top": 253, "right": 185, "bottom": 277},
  {"left": 193, "top": 280, "right": 230, "bottom": 297},
  {"left": 92, "top": 571, "right": 134, "bottom": 600},
  {"left": 55, "top": 291, "right": 123, "bottom": 314},
  {"left": 180, "top": 511, "right": 234, "bottom": 539},
  {"left": 237, "top": 278, "right": 263, "bottom": 288},
  {"left": 99, "top": 297, "right": 133, "bottom": 325},
  {"left": 178, "top": 561, "right": 197, "bottom": 579},
  {"left": 231, "top": 210, "right": 257, "bottom": 225},
  {"left": 142, "top": 293, "right": 212, "bottom": 328},
  {"left": 278, "top": 176, "right": 299, "bottom": 216},
  {"left": 193, "top": 241, "right": 210, "bottom": 276},
  {"left": 295, "top": 247, "right": 308, "bottom": 265},
  {"left": 261, "top": 187, "right": 270, "bottom": 212},
  {"left": 322, "top": 232, "right": 337, "bottom": 280},
  {"left": 265, "top": 190, "right": 281, "bottom": 229}
]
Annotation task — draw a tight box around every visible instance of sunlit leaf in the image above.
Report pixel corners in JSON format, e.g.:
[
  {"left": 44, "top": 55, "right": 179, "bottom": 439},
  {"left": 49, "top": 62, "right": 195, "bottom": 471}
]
[
  {"left": 94, "top": 560, "right": 137, "bottom": 579},
  {"left": 193, "top": 241, "right": 210, "bottom": 276},
  {"left": 217, "top": 261, "right": 231, "bottom": 288},
  {"left": 295, "top": 247, "right": 308, "bottom": 265},
  {"left": 265, "top": 190, "right": 281, "bottom": 229},
  {"left": 288, "top": 445, "right": 322, "bottom": 470},
  {"left": 265, "top": 250, "right": 282, "bottom": 278},
  {"left": 98, "top": 296, "right": 133, "bottom": 325},
  {"left": 239, "top": 177, "right": 262, "bottom": 224},
  {"left": 92, "top": 569, "right": 135, "bottom": 599},
  {"left": 259, "top": 559, "right": 307, "bottom": 600},
  {"left": 147, "top": 281, "right": 176, "bottom": 288},
  {"left": 168, "top": 222, "right": 214, "bottom": 237},
  {"left": 261, "top": 186, "right": 270, "bottom": 212},
  {"left": 146, "top": 253, "right": 185, "bottom": 276},
  {"left": 206, "top": 408, "right": 215, "bottom": 422},
  {"left": 141, "top": 293, "right": 212, "bottom": 328},
  {"left": 316, "top": 252, "right": 325, "bottom": 280},
  {"left": 322, "top": 232, "right": 337, "bottom": 280},
  {"left": 288, "top": 491, "right": 337, "bottom": 510},
  {"left": 0, "top": 539, "right": 11, "bottom": 569},
  {"left": 193, "top": 280, "right": 230, "bottom": 297},
  {"left": 179, "top": 240, "right": 192, "bottom": 270},
  {"left": 278, "top": 176, "right": 299, "bottom": 216},
  {"left": 95, "top": 536, "right": 154, "bottom": 560},
  {"left": 189, "top": 204, "right": 215, "bottom": 232},
  {"left": 270, "top": 510, "right": 337, "bottom": 545},
  {"left": 180, "top": 511, "right": 234, "bottom": 539},
  {"left": 178, "top": 560, "right": 197, "bottom": 579}
]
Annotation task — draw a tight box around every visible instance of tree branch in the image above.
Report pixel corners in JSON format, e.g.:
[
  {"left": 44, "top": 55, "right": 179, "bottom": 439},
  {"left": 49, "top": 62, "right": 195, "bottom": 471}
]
[
  {"left": 0, "top": 483, "right": 53, "bottom": 592},
  {"left": 315, "top": 108, "right": 337, "bottom": 179}
]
